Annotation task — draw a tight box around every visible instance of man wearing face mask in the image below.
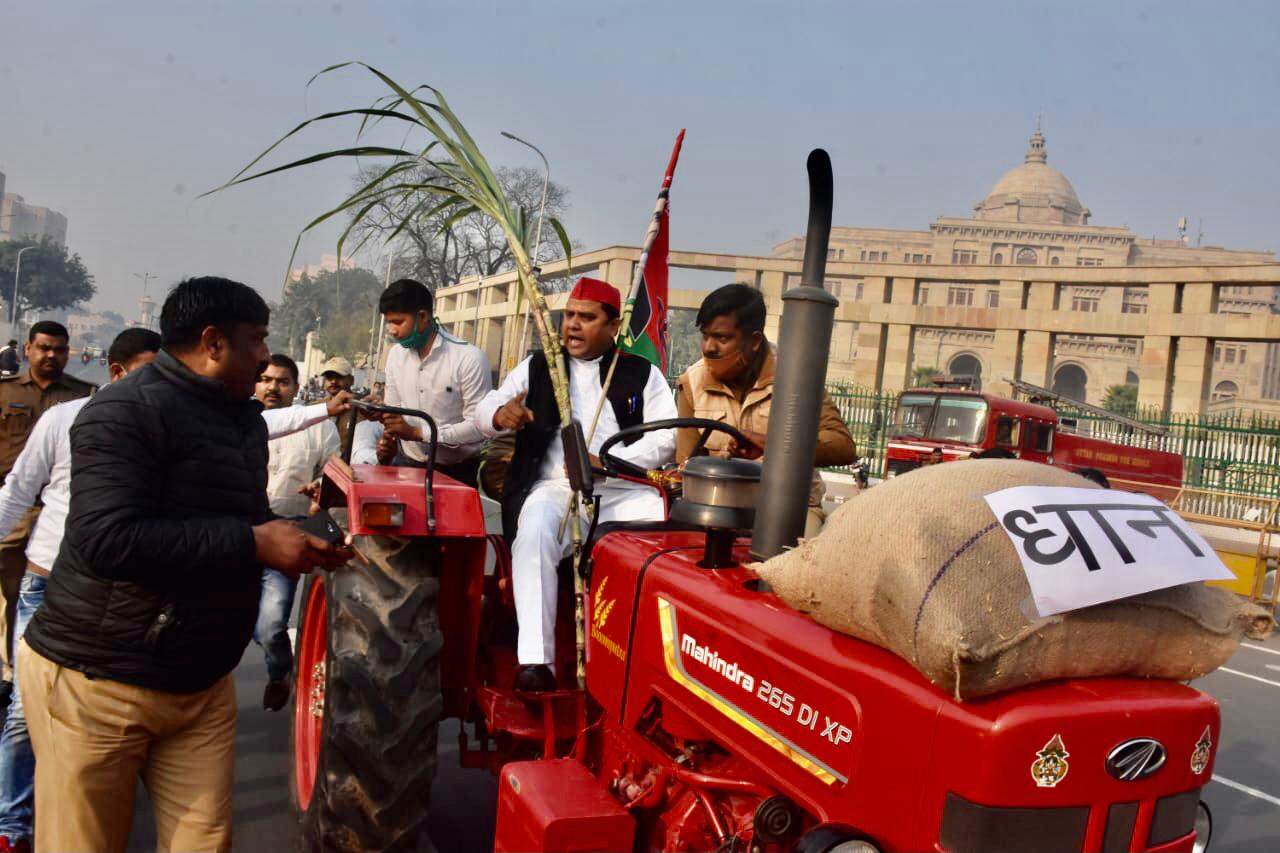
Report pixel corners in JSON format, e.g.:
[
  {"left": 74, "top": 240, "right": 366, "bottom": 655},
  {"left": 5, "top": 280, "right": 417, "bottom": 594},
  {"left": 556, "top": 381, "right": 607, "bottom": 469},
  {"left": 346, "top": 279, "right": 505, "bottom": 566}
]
[
  {"left": 374, "top": 279, "right": 491, "bottom": 486},
  {"left": 676, "top": 283, "right": 855, "bottom": 536},
  {"left": 475, "top": 277, "right": 677, "bottom": 693}
]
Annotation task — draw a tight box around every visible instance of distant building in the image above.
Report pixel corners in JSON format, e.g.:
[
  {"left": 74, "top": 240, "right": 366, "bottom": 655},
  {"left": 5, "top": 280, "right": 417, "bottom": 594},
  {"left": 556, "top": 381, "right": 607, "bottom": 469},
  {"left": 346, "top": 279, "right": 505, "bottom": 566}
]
[
  {"left": 287, "top": 253, "right": 355, "bottom": 283},
  {"left": 770, "top": 126, "right": 1279, "bottom": 409},
  {"left": 64, "top": 310, "right": 128, "bottom": 345},
  {"left": 0, "top": 172, "right": 68, "bottom": 246}
]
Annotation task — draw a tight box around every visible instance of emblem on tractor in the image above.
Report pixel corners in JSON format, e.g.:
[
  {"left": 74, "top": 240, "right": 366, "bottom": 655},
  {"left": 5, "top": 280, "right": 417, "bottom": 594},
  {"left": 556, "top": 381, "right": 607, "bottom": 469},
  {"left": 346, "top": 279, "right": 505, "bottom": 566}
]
[
  {"left": 590, "top": 577, "right": 625, "bottom": 661},
  {"left": 1031, "top": 734, "right": 1070, "bottom": 788},
  {"left": 593, "top": 578, "right": 617, "bottom": 632},
  {"left": 1191, "top": 726, "right": 1213, "bottom": 775},
  {"left": 1105, "top": 738, "right": 1167, "bottom": 781}
]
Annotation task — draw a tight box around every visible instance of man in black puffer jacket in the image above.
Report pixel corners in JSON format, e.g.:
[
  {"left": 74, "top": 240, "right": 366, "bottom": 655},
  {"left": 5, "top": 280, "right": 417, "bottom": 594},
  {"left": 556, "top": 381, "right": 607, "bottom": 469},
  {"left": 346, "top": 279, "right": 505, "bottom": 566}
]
[{"left": 17, "top": 277, "right": 351, "bottom": 853}]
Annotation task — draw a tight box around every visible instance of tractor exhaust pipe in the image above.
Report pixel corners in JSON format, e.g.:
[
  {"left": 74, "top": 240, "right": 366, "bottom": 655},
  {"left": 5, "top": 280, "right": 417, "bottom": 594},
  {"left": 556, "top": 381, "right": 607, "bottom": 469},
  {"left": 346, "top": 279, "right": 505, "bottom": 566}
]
[{"left": 750, "top": 149, "right": 838, "bottom": 561}]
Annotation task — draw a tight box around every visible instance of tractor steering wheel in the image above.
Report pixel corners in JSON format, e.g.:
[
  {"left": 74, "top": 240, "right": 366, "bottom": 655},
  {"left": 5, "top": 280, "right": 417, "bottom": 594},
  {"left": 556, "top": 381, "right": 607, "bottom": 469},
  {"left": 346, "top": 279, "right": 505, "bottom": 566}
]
[{"left": 598, "top": 417, "right": 750, "bottom": 482}]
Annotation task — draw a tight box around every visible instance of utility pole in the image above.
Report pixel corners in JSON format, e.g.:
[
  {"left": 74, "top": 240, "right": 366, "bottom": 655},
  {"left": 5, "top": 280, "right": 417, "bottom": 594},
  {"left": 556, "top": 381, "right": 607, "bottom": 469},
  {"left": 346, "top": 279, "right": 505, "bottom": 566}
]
[
  {"left": 11, "top": 245, "right": 35, "bottom": 341},
  {"left": 132, "top": 271, "right": 156, "bottom": 295}
]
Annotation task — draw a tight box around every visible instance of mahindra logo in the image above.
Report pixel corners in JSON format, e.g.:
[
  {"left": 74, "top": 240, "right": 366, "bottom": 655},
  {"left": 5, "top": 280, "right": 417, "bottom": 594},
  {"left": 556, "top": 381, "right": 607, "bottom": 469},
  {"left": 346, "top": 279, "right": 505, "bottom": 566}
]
[{"left": 1106, "top": 739, "right": 1167, "bottom": 781}]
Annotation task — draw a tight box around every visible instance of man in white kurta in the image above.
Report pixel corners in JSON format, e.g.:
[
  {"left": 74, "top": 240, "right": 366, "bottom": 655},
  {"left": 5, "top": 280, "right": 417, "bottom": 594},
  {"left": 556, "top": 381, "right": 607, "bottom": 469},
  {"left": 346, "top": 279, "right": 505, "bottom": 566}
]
[
  {"left": 474, "top": 277, "right": 676, "bottom": 690},
  {"left": 375, "top": 278, "right": 492, "bottom": 485},
  {"left": 253, "top": 354, "right": 340, "bottom": 711}
]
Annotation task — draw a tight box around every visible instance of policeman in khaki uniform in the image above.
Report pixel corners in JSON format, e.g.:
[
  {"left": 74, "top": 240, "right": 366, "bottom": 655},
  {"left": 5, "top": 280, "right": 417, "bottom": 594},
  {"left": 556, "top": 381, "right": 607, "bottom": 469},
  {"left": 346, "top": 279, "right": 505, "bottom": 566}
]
[
  {"left": 675, "top": 284, "right": 855, "bottom": 537},
  {"left": 0, "top": 321, "right": 94, "bottom": 694}
]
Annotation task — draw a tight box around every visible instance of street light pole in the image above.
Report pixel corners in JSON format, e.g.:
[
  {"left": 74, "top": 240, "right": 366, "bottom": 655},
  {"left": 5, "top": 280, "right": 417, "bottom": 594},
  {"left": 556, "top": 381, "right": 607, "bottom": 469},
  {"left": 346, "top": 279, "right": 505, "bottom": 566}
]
[
  {"left": 12, "top": 246, "right": 35, "bottom": 340},
  {"left": 133, "top": 271, "right": 155, "bottom": 296}
]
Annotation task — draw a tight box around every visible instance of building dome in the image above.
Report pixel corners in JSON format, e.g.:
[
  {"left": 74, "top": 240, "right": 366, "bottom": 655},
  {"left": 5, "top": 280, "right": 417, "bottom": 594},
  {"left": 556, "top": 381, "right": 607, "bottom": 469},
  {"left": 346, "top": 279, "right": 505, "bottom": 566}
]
[{"left": 975, "top": 127, "right": 1090, "bottom": 225}]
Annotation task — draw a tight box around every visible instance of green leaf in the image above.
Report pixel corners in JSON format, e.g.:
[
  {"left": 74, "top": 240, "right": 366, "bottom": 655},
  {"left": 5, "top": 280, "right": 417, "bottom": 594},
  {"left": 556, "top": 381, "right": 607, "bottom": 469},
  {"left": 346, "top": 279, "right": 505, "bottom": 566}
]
[
  {"left": 207, "top": 146, "right": 416, "bottom": 193},
  {"left": 549, "top": 217, "right": 573, "bottom": 273}
]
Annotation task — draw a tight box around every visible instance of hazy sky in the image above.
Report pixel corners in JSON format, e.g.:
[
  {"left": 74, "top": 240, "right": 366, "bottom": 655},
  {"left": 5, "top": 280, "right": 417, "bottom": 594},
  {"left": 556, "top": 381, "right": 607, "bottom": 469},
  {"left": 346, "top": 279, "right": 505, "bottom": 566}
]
[{"left": 2, "top": 0, "right": 1277, "bottom": 319}]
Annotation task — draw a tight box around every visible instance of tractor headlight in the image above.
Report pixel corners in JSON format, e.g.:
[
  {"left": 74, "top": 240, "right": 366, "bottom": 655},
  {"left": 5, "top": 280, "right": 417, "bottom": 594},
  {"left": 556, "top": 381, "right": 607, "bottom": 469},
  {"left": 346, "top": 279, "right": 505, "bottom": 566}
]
[
  {"left": 1192, "top": 800, "right": 1212, "bottom": 853},
  {"left": 792, "top": 824, "right": 881, "bottom": 853}
]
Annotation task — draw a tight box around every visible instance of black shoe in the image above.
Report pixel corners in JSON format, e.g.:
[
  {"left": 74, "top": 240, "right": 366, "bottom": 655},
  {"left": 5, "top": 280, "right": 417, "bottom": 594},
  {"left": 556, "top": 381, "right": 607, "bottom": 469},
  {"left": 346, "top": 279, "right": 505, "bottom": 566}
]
[
  {"left": 262, "top": 678, "right": 290, "bottom": 712},
  {"left": 513, "top": 664, "right": 556, "bottom": 694}
]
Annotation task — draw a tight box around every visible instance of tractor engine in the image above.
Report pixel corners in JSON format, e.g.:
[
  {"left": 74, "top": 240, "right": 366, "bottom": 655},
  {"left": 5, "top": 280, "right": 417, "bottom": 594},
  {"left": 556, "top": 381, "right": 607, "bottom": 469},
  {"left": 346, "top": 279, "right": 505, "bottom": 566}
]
[{"left": 571, "top": 523, "right": 1217, "bottom": 853}]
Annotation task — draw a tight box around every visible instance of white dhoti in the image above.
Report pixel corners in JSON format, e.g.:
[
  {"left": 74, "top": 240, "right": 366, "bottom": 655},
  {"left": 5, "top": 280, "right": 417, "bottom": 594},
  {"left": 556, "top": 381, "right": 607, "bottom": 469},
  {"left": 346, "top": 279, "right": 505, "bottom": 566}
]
[{"left": 512, "top": 479, "right": 665, "bottom": 665}]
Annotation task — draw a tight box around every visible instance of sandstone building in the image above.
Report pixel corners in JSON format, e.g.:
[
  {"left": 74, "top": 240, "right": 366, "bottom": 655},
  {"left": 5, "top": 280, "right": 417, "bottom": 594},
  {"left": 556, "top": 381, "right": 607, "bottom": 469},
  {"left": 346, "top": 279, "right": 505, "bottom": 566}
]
[
  {"left": 0, "top": 171, "right": 69, "bottom": 247},
  {"left": 770, "top": 127, "right": 1278, "bottom": 410}
]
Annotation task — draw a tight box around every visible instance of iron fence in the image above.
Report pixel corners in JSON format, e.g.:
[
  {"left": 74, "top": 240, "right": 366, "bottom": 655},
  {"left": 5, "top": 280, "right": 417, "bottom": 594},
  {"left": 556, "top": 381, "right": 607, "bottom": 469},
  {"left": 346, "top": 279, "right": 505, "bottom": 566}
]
[
  {"left": 1054, "top": 404, "right": 1280, "bottom": 499},
  {"left": 666, "top": 375, "right": 1280, "bottom": 498}
]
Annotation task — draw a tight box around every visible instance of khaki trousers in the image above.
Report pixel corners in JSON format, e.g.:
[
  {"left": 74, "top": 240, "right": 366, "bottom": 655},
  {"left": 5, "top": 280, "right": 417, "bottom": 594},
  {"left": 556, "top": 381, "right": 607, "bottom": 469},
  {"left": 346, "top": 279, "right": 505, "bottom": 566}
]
[
  {"left": 0, "top": 507, "right": 37, "bottom": 679},
  {"left": 18, "top": 641, "right": 236, "bottom": 853}
]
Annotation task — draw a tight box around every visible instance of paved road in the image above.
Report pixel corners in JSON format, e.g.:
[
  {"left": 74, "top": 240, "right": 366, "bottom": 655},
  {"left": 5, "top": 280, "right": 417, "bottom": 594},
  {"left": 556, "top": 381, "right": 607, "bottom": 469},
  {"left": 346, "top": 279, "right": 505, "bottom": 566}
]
[
  {"left": 114, "top": 625, "right": 1280, "bottom": 852},
  {"left": 124, "top": 650, "right": 498, "bottom": 853},
  {"left": 1196, "top": 630, "right": 1280, "bottom": 852}
]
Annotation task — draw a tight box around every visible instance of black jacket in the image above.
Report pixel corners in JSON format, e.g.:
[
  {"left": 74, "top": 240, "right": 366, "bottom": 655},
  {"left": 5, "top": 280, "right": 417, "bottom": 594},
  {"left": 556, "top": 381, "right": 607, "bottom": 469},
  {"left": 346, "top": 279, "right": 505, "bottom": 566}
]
[
  {"left": 24, "top": 350, "right": 272, "bottom": 693},
  {"left": 500, "top": 346, "right": 648, "bottom": 541}
]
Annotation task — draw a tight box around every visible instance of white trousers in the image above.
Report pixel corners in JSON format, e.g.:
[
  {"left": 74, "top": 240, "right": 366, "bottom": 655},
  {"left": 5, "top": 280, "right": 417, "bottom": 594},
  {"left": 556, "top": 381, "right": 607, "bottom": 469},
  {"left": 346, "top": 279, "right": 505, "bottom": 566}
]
[{"left": 512, "top": 480, "right": 664, "bottom": 665}]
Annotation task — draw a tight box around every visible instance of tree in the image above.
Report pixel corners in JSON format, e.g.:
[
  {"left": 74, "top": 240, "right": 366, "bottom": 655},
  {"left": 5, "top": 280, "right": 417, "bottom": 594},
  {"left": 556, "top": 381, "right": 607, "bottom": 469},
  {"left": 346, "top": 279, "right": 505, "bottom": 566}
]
[
  {"left": 1103, "top": 383, "right": 1139, "bottom": 417},
  {"left": 0, "top": 238, "right": 96, "bottom": 320},
  {"left": 912, "top": 365, "right": 941, "bottom": 387},
  {"left": 666, "top": 308, "right": 702, "bottom": 378},
  {"left": 270, "top": 267, "right": 384, "bottom": 361},
  {"left": 348, "top": 164, "right": 572, "bottom": 291}
]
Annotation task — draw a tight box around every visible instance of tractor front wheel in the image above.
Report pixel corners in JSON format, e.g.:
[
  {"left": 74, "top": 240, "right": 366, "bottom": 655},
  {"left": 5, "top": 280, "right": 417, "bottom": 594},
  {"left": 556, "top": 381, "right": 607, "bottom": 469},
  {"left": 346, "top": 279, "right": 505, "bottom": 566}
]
[{"left": 290, "top": 531, "right": 444, "bottom": 852}]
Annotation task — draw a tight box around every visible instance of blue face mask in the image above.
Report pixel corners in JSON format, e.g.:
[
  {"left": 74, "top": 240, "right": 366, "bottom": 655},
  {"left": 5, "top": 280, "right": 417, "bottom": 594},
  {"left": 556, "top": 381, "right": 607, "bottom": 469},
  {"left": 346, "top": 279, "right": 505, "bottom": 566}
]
[{"left": 397, "top": 316, "right": 437, "bottom": 350}]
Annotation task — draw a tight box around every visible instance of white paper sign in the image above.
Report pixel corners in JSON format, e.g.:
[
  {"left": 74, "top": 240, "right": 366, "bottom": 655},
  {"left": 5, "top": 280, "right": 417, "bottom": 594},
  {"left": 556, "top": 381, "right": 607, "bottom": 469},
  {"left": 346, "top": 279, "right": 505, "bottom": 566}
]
[{"left": 982, "top": 486, "right": 1234, "bottom": 618}]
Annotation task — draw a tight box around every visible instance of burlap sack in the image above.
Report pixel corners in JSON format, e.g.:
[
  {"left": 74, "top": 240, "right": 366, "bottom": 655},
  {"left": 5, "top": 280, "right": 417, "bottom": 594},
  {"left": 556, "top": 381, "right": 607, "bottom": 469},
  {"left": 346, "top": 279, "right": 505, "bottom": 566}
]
[{"left": 753, "top": 459, "right": 1274, "bottom": 700}]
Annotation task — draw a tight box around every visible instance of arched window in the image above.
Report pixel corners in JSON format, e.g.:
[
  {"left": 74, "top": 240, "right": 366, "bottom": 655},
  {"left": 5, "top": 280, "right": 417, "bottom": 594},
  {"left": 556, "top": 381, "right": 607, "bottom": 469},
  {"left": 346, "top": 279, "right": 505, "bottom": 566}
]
[
  {"left": 1050, "top": 256, "right": 1061, "bottom": 265},
  {"left": 947, "top": 353, "right": 984, "bottom": 391},
  {"left": 1125, "top": 370, "right": 1139, "bottom": 385},
  {"left": 1212, "top": 380, "right": 1239, "bottom": 401},
  {"left": 1052, "top": 363, "right": 1088, "bottom": 402},
  {"left": 993, "top": 253, "right": 1003, "bottom": 264},
  {"left": 1016, "top": 247, "right": 1038, "bottom": 265}
]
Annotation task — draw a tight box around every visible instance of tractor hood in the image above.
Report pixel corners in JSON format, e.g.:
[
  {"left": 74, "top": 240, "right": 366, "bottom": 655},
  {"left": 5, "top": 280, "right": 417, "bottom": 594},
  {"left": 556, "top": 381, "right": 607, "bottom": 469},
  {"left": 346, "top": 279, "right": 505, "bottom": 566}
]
[{"left": 585, "top": 529, "right": 1218, "bottom": 852}]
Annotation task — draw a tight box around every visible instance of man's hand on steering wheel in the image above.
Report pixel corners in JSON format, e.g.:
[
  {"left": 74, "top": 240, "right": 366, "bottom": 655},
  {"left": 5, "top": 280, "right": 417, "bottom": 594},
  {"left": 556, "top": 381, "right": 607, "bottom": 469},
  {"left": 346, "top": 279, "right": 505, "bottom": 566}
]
[
  {"left": 727, "top": 429, "right": 766, "bottom": 460},
  {"left": 597, "top": 418, "right": 751, "bottom": 483}
]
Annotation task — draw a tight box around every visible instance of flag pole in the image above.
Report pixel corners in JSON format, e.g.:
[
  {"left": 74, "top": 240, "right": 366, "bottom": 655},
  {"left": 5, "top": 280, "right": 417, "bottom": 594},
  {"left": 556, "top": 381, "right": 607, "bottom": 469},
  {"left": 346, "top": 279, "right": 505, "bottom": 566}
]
[
  {"left": 583, "top": 129, "right": 684, "bottom": 446},
  {"left": 560, "top": 130, "right": 685, "bottom": 545}
]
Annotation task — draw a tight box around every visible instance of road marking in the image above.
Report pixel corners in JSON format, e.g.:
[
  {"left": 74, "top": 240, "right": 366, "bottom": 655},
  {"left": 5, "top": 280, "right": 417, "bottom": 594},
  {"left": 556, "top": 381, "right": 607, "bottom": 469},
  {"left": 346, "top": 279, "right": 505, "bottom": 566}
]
[
  {"left": 1220, "top": 667, "right": 1280, "bottom": 689},
  {"left": 1213, "top": 774, "right": 1280, "bottom": 808},
  {"left": 1266, "top": 664, "right": 1280, "bottom": 673},
  {"left": 1242, "top": 643, "right": 1280, "bottom": 657}
]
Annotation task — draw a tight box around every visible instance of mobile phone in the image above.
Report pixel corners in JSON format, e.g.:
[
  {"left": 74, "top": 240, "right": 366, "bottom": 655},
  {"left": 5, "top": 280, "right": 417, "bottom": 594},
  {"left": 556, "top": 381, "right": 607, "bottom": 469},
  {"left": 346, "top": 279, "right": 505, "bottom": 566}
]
[{"left": 299, "top": 510, "right": 345, "bottom": 546}]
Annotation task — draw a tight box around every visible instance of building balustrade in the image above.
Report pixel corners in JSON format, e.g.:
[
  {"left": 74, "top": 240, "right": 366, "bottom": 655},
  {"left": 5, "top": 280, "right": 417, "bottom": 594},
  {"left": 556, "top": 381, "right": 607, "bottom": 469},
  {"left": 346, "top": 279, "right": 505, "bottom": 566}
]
[{"left": 431, "top": 245, "right": 1280, "bottom": 415}]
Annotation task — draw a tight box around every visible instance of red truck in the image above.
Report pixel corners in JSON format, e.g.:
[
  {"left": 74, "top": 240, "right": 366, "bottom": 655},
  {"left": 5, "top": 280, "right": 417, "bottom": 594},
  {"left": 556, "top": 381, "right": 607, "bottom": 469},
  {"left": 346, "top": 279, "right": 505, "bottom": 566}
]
[{"left": 884, "top": 386, "right": 1184, "bottom": 499}]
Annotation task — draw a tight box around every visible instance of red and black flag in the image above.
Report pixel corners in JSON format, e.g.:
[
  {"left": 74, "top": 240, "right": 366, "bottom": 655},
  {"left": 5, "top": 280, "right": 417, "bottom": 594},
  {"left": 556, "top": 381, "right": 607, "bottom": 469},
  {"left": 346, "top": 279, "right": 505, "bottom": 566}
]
[{"left": 620, "top": 130, "right": 685, "bottom": 373}]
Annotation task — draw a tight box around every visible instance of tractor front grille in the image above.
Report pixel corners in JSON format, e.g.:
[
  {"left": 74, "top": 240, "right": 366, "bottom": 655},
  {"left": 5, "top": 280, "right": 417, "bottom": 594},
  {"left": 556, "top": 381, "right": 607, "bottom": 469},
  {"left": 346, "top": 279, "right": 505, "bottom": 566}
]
[
  {"left": 939, "top": 793, "right": 1088, "bottom": 853},
  {"left": 940, "top": 789, "right": 1202, "bottom": 852}
]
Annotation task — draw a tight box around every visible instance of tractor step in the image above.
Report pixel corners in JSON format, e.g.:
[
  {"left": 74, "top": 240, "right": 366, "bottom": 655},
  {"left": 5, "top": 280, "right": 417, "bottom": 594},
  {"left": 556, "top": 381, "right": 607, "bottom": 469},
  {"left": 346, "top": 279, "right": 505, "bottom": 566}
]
[{"left": 477, "top": 686, "right": 584, "bottom": 744}]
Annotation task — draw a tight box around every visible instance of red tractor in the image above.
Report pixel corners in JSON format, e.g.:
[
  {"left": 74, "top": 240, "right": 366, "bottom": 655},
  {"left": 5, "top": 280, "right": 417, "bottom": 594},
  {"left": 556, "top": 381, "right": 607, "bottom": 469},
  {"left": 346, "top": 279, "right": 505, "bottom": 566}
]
[{"left": 290, "top": 153, "right": 1218, "bottom": 853}]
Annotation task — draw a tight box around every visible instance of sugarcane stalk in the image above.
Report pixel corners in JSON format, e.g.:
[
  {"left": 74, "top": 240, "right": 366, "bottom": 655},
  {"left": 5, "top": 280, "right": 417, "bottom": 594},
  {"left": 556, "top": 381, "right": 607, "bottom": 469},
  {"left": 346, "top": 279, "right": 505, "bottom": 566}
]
[{"left": 558, "top": 131, "right": 681, "bottom": 543}]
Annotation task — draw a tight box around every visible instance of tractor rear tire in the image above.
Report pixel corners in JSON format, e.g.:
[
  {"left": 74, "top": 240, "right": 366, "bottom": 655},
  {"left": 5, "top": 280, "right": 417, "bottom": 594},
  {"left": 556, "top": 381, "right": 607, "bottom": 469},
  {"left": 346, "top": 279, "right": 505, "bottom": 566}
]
[{"left": 292, "top": 531, "right": 444, "bottom": 853}]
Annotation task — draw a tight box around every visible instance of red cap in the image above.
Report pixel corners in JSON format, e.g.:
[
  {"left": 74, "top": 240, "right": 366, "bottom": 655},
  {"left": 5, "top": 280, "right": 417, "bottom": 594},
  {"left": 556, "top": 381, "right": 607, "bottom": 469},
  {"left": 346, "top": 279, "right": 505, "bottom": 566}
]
[{"left": 568, "top": 277, "right": 621, "bottom": 313}]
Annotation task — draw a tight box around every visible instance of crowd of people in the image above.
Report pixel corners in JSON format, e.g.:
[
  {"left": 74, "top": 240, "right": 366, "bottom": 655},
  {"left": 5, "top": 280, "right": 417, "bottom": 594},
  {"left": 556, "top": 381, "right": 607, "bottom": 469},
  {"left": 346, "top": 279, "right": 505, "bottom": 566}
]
[{"left": 0, "top": 272, "right": 853, "bottom": 851}]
